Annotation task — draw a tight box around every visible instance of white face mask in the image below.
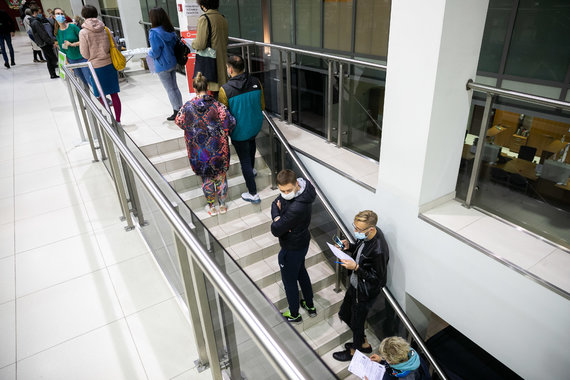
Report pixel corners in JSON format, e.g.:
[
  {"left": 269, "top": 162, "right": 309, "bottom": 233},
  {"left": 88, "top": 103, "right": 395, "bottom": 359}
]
[{"left": 280, "top": 191, "right": 295, "bottom": 201}]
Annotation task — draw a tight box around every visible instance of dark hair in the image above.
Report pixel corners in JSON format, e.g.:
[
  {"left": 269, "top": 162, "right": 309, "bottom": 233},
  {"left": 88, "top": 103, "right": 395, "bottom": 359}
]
[
  {"left": 29, "top": 4, "right": 39, "bottom": 14},
  {"left": 227, "top": 55, "right": 245, "bottom": 73},
  {"left": 193, "top": 72, "right": 208, "bottom": 92},
  {"left": 149, "top": 7, "right": 174, "bottom": 32},
  {"left": 197, "top": 0, "right": 219, "bottom": 10},
  {"left": 81, "top": 5, "right": 98, "bottom": 19},
  {"left": 276, "top": 169, "right": 297, "bottom": 186}
]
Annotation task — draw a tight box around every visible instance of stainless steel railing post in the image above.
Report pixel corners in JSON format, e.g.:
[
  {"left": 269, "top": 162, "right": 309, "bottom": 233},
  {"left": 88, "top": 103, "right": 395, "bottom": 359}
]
[
  {"left": 173, "top": 232, "right": 210, "bottom": 370},
  {"left": 334, "top": 226, "right": 343, "bottom": 293},
  {"left": 327, "top": 60, "right": 334, "bottom": 142},
  {"left": 278, "top": 50, "right": 284, "bottom": 121},
  {"left": 87, "top": 108, "right": 107, "bottom": 160},
  {"left": 464, "top": 93, "right": 493, "bottom": 207},
  {"left": 75, "top": 89, "right": 99, "bottom": 162},
  {"left": 246, "top": 44, "right": 252, "bottom": 73},
  {"left": 286, "top": 51, "right": 292, "bottom": 124},
  {"left": 337, "top": 62, "right": 344, "bottom": 147},
  {"left": 65, "top": 75, "right": 87, "bottom": 142},
  {"left": 101, "top": 130, "right": 135, "bottom": 231},
  {"left": 269, "top": 125, "right": 277, "bottom": 189}
]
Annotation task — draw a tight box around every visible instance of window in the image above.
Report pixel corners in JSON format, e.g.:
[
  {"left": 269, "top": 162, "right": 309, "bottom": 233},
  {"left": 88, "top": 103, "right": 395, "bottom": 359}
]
[
  {"left": 354, "top": 0, "right": 390, "bottom": 58},
  {"left": 323, "top": 0, "right": 353, "bottom": 52},
  {"left": 296, "top": 0, "right": 321, "bottom": 47}
]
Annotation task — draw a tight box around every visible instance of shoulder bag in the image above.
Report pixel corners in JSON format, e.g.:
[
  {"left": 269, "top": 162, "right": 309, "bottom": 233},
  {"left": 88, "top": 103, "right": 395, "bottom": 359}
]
[{"left": 105, "top": 27, "right": 126, "bottom": 71}]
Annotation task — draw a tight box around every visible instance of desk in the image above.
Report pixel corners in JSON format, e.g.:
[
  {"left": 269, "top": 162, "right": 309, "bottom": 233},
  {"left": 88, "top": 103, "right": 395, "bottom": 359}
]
[
  {"left": 486, "top": 125, "right": 507, "bottom": 138},
  {"left": 499, "top": 158, "right": 538, "bottom": 181}
]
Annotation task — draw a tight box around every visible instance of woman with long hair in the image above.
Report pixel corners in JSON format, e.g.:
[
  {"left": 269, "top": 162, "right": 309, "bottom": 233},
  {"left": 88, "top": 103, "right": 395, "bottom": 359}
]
[
  {"left": 148, "top": 7, "right": 183, "bottom": 121},
  {"left": 53, "top": 7, "right": 89, "bottom": 85},
  {"left": 175, "top": 72, "right": 236, "bottom": 216},
  {"left": 78, "top": 5, "right": 122, "bottom": 123}
]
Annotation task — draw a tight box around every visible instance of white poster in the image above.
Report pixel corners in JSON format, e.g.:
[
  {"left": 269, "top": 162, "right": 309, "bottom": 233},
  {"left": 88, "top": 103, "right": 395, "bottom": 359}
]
[{"left": 185, "top": 3, "right": 203, "bottom": 28}]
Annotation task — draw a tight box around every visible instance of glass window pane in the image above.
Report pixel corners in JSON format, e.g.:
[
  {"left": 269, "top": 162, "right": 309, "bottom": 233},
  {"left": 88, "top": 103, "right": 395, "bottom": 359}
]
[
  {"left": 238, "top": 0, "right": 263, "bottom": 41},
  {"left": 354, "top": 0, "right": 390, "bottom": 57},
  {"left": 296, "top": 0, "right": 321, "bottom": 47},
  {"left": 504, "top": 0, "right": 570, "bottom": 82},
  {"left": 324, "top": 0, "right": 353, "bottom": 52},
  {"left": 271, "top": 0, "right": 292, "bottom": 44},
  {"left": 477, "top": 0, "right": 513, "bottom": 73},
  {"left": 219, "top": 0, "right": 240, "bottom": 37}
]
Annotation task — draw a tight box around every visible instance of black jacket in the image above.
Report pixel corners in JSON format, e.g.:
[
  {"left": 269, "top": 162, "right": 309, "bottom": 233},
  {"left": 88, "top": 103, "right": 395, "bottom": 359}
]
[
  {"left": 270, "top": 178, "right": 316, "bottom": 250},
  {"left": 347, "top": 227, "right": 389, "bottom": 300},
  {"left": 0, "top": 10, "right": 15, "bottom": 34},
  {"left": 30, "top": 16, "right": 54, "bottom": 48}
]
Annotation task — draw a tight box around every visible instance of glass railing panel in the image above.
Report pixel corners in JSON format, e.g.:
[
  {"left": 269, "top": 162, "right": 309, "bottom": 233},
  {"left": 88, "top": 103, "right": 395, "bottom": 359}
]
[{"left": 457, "top": 91, "right": 570, "bottom": 247}]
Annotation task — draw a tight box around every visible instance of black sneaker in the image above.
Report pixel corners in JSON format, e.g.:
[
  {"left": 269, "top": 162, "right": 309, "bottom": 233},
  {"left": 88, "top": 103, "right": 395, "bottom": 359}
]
[
  {"left": 300, "top": 299, "right": 317, "bottom": 317},
  {"left": 344, "top": 342, "right": 373, "bottom": 353},
  {"left": 282, "top": 310, "right": 302, "bottom": 323},
  {"left": 4, "top": 62, "right": 9, "bottom": 69},
  {"left": 11, "top": 61, "right": 15, "bottom": 66}
]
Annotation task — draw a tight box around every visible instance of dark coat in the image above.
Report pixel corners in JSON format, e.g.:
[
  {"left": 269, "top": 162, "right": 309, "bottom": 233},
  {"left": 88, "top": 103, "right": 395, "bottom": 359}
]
[
  {"left": 270, "top": 179, "right": 317, "bottom": 250},
  {"left": 30, "top": 16, "right": 54, "bottom": 47},
  {"left": 0, "top": 10, "right": 15, "bottom": 34},
  {"left": 347, "top": 227, "right": 389, "bottom": 301}
]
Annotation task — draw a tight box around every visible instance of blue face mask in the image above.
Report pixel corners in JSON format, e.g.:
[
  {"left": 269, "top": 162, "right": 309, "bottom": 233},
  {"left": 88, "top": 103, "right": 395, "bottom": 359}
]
[
  {"left": 55, "top": 14, "right": 66, "bottom": 23},
  {"left": 353, "top": 231, "right": 367, "bottom": 240},
  {"left": 37, "top": 13, "right": 43, "bottom": 18}
]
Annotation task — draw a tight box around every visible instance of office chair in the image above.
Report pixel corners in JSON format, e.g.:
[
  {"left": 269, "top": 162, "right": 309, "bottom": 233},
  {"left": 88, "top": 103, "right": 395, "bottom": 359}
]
[
  {"left": 508, "top": 173, "right": 528, "bottom": 194},
  {"left": 518, "top": 146, "right": 537, "bottom": 162},
  {"left": 490, "top": 167, "right": 509, "bottom": 186}
]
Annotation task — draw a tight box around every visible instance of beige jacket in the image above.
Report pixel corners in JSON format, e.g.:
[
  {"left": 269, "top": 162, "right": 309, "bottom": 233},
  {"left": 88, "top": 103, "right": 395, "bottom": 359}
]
[
  {"left": 79, "top": 18, "right": 112, "bottom": 69},
  {"left": 191, "top": 9, "right": 228, "bottom": 92}
]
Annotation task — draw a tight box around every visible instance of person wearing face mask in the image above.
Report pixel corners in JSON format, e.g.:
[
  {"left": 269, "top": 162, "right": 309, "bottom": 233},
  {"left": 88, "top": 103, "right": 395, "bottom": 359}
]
[
  {"left": 333, "top": 210, "right": 389, "bottom": 362},
  {"left": 29, "top": 5, "right": 59, "bottom": 78},
  {"left": 270, "top": 169, "right": 317, "bottom": 323},
  {"left": 54, "top": 8, "right": 90, "bottom": 85}
]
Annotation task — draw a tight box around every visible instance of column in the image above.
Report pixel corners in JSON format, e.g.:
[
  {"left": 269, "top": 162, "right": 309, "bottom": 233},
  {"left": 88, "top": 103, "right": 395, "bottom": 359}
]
[{"left": 116, "top": 0, "right": 147, "bottom": 50}]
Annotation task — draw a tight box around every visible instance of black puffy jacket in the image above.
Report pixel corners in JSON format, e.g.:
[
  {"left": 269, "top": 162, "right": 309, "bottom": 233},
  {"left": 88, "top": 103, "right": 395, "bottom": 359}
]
[
  {"left": 270, "top": 178, "right": 316, "bottom": 250},
  {"left": 348, "top": 227, "right": 389, "bottom": 301}
]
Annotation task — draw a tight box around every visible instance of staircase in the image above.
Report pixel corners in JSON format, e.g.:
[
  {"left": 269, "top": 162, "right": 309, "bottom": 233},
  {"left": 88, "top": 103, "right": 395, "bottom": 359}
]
[{"left": 140, "top": 136, "right": 379, "bottom": 379}]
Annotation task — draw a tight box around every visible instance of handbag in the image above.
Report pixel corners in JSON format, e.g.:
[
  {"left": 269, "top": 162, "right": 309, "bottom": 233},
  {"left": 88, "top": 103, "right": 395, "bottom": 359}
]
[
  {"left": 193, "top": 14, "right": 217, "bottom": 83},
  {"left": 105, "top": 27, "right": 126, "bottom": 71}
]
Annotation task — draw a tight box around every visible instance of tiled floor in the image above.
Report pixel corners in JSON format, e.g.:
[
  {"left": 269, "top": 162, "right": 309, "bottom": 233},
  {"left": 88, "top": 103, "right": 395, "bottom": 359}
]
[{"left": 0, "top": 33, "right": 208, "bottom": 379}]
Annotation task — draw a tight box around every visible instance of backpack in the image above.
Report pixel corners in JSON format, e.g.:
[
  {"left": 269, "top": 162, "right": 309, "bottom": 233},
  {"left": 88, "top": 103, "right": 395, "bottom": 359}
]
[{"left": 173, "top": 37, "right": 190, "bottom": 66}]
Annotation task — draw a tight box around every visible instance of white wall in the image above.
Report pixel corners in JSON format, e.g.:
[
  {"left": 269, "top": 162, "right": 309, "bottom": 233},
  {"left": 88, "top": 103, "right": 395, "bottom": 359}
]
[
  {"left": 116, "top": 0, "right": 146, "bottom": 50},
  {"left": 296, "top": 0, "right": 570, "bottom": 378}
]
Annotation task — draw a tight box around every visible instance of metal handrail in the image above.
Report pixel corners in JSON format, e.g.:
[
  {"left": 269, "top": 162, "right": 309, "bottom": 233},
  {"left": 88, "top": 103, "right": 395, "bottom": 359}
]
[
  {"left": 382, "top": 288, "right": 448, "bottom": 379},
  {"left": 467, "top": 79, "right": 570, "bottom": 111},
  {"left": 62, "top": 64, "right": 321, "bottom": 380},
  {"left": 264, "top": 111, "right": 355, "bottom": 246},
  {"left": 229, "top": 36, "right": 387, "bottom": 71}
]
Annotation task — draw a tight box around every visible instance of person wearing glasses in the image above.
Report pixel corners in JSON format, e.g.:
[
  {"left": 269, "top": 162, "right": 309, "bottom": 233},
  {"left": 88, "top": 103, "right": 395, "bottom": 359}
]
[{"left": 333, "top": 210, "right": 390, "bottom": 362}]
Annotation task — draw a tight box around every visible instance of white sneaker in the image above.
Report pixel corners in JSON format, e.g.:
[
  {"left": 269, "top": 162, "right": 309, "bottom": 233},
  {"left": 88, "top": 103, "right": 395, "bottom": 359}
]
[
  {"left": 205, "top": 205, "right": 218, "bottom": 216},
  {"left": 241, "top": 192, "right": 261, "bottom": 204}
]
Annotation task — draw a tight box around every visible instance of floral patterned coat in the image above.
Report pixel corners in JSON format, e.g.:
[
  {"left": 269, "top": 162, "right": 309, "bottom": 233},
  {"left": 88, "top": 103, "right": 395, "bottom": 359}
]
[{"left": 175, "top": 95, "right": 236, "bottom": 178}]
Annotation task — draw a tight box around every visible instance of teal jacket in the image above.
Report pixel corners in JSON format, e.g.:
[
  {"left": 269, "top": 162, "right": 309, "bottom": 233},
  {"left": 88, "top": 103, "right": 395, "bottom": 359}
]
[{"left": 219, "top": 72, "right": 265, "bottom": 141}]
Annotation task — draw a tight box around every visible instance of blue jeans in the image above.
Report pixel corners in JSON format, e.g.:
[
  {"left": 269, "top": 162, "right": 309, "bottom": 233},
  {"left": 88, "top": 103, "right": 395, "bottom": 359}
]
[
  {"left": 232, "top": 137, "right": 257, "bottom": 195},
  {"left": 0, "top": 33, "right": 14, "bottom": 64},
  {"left": 278, "top": 246, "right": 314, "bottom": 316},
  {"left": 67, "top": 57, "right": 91, "bottom": 86},
  {"left": 157, "top": 68, "right": 183, "bottom": 111}
]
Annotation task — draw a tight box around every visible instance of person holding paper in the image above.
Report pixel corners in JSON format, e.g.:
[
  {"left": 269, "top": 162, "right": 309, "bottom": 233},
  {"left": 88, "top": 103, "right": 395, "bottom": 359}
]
[
  {"left": 333, "top": 210, "right": 389, "bottom": 362},
  {"left": 367, "top": 336, "right": 431, "bottom": 380},
  {"left": 271, "top": 169, "right": 317, "bottom": 323}
]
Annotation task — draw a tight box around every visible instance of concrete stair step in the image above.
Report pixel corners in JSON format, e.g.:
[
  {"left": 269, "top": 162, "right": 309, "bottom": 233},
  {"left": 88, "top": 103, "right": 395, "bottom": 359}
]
[
  {"left": 179, "top": 168, "right": 272, "bottom": 210},
  {"left": 140, "top": 136, "right": 239, "bottom": 159},
  {"left": 207, "top": 208, "right": 274, "bottom": 247}
]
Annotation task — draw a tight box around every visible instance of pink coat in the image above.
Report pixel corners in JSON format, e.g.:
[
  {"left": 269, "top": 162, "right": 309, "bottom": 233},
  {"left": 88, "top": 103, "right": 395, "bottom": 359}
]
[{"left": 79, "top": 18, "right": 111, "bottom": 69}]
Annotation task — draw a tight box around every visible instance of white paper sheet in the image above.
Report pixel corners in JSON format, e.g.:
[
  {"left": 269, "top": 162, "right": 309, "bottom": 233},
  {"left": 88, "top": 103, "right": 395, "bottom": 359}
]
[
  {"left": 327, "top": 242, "right": 355, "bottom": 263},
  {"left": 348, "top": 350, "right": 386, "bottom": 380}
]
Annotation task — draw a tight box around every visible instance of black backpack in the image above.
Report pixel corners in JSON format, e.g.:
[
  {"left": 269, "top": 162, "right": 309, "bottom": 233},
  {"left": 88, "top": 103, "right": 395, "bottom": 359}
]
[{"left": 173, "top": 37, "right": 190, "bottom": 66}]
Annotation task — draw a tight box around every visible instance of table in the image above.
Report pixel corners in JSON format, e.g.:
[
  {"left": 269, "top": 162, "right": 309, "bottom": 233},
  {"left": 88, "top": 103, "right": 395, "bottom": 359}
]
[{"left": 499, "top": 158, "right": 538, "bottom": 181}]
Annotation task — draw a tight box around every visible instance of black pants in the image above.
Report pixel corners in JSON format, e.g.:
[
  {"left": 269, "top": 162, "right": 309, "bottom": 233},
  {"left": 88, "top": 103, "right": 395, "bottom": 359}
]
[
  {"left": 278, "top": 245, "right": 314, "bottom": 316},
  {"left": 33, "top": 50, "right": 44, "bottom": 61},
  {"left": 339, "top": 286, "right": 377, "bottom": 348},
  {"left": 0, "top": 33, "right": 14, "bottom": 64},
  {"left": 40, "top": 45, "right": 57, "bottom": 77},
  {"left": 232, "top": 137, "right": 257, "bottom": 195}
]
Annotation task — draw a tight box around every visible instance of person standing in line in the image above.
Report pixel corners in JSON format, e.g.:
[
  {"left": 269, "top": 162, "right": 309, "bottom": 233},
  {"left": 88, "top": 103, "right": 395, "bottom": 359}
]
[
  {"left": 147, "top": 7, "right": 183, "bottom": 121},
  {"left": 333, "top": 210, "right": 389, "bottom": 362},
  {"left": 0, "top": 9, "right": 16, "bottom": 69},
  {"left": 54, "top": 8, "right": 89, "bottom": 85},
  {"left": 218, "top": 55, "right": 265, "bottom": 204},
  {"left": 29, "top": 5, "right": 58, "bottom": 78},
  {"left": 23, "top": 8, "right": 45, "bottom": 63},
  {"left": 270, "top": 169, "right": 317, "bottom": 323},
  {"left": 175, "top": 72, "right": 235, "bottom": 216},
  {"left": 79, "top": 5, "right": 122, "bottom": 123},
  {"left": 192, "top": 0, "right": 228, "bottom": 97}
]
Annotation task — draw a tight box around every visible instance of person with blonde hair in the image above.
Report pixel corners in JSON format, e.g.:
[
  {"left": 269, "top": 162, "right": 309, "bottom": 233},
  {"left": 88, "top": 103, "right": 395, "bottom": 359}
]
[
  {"left": 175, "top": 72, "right": 235, "bottom": 215},
  {"left": 368, "top": 336, "right": 431, "bottom": 379},
  {"left": 333, "top": 210, "right": 389, "bottom": 362}
]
